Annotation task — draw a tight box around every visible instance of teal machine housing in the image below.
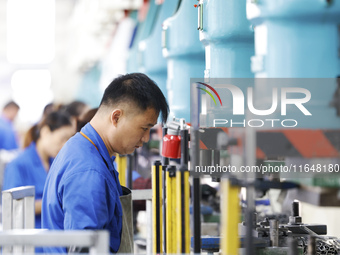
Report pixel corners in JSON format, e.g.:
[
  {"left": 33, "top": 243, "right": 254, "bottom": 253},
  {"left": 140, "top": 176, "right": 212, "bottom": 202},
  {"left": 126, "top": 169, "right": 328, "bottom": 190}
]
[
  {"left": 137, "top": 0, "right": 180, "bottom": 100},
  {"left": 247, "top": 0, "right": 340, "bottom": 129},
  {"left": 199, "top": 0, "right": 254, "bottom": 78},
  {"left": 127, "top": 1, "right": 159, "bottom": 74},
  {"left": 190, "top": 1, "right": 255, "bottom": 253},
  {"left": 162, "top": 0, "right": 205, "bottom": 122},
  {"left": 198, "top": 0, "right": 255, "bottom": 125}
]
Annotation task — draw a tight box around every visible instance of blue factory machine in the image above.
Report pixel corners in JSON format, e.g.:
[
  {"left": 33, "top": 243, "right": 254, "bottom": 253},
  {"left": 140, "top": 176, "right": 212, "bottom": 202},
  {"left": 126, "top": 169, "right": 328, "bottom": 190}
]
[
  {"left": 191, "top": 0, "right": 255, "bottom": 254},
  {"left": 247, "top": 0, "right": 340, "bottom": 184},
  {"left": 162, "top": 0, "right": 205, "bottom": 122},
  {"left": 137, "top": 0, "right": 180, "bottom": 99},
  {"left": 247, "top": 0, "right": 340, "bottom": 129},
  {"left": 188, "top": 0, "right": 340, "bottom": 254},
  {"left": 126, "top": 1, "right": 340, "bottom": 254},
  {"left": 126, "top": 1, "right": 159, "bottom": 74},
  {"left": 244, "top": 1, "right": 340, "bottom": 254},
  {"left": 198, "top": 0, "right": 254, "bottom": 126}
]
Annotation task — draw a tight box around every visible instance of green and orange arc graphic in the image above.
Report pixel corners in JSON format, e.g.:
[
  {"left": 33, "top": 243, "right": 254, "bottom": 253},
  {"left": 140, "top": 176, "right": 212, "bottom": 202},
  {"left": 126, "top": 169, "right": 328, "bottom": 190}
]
[{"left": 197, "top": 82, "right": 223, "bottom": 106}]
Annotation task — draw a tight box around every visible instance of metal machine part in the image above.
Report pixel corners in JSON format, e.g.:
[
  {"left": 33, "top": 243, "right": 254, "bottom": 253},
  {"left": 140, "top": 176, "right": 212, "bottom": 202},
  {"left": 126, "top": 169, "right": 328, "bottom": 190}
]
[
  {"left": 138, "top": 0, "right": 179, "bottom": 99},
  {"left": 286, "top": 201, "right": 326, "bottom": 236},
  {"left": 289, "top": 201, "right": 302, "bottom": 225},
  {"left": 269, "top": 220, "right": 279, "bottom": 247},
  {"left": 238, "top": 200, "right": 340, "bottom": 254},
  {"left": 162, "top": 0, "right": 205, "bottom": 121}
]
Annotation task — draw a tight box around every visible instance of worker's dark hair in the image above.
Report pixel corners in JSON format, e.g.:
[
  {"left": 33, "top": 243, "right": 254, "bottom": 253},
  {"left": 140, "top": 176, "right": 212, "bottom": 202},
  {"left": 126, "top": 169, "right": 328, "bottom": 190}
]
[
  {"left": 23, "top": 111, "right": 72, "bottom": 148},
  {"left": 100, "top": 73, "right": 169, "bottom": 124},
  {"left": 3, "top": 101, "right": 20, "bottom": 110},
  {"left": 61, "top": 100, "right": 87, "bottom": 117},
  {"left": 43, "top": 103, "right": 55, "bottom": 117},
  {"left": 77, "top": 108, "right": 98, "bottom": 132}
]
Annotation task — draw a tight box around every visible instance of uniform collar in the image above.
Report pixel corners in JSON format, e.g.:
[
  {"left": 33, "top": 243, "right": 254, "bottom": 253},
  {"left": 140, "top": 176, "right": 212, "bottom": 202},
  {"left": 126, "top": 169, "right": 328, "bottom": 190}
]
[{"left": 80, "top": 123, "right": 116, "bottom": 172}]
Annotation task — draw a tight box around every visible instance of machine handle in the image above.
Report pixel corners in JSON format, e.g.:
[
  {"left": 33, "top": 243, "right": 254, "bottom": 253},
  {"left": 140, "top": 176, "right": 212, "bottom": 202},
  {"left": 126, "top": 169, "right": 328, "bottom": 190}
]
[{"left": 197, "top": 3, "right": 203, "bottom": 31}]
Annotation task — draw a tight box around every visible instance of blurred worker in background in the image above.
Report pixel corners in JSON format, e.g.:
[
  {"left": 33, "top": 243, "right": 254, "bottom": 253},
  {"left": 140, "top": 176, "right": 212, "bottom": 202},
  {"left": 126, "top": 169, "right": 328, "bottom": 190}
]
[
  {"left": 42, "top": 103, "right": 55, "bottom": 118},
  {"left": 3, "top": 111, "right": 75, "bottom": 229},
  {"left": 61, "top": 100, "right": 89, "bottom": 129},
  {"left": 0, "top": 100, "right": 20, "bottom": 150},
  {"left": 22, "top": 101, "right": 88, "bottom": 148},
  {"left": 22, "top": 102, "right": 57, "bottom": 149},
  {"left": 0, "top": 101, "right": 20, "bottom": 194},
  {"left": 42, "top": 73, "right": 168, "bottom": 253},
  {"left": 76, "top": 107, "right": 98, "bottom": 132}
]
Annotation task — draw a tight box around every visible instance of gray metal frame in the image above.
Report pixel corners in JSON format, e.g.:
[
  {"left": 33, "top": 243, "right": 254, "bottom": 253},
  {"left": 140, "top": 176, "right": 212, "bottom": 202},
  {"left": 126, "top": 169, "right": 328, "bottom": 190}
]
[
  {"left": 0, "top": 229, "right": 110, "bottom": 255},
  {"left": 1, "top": 186, "right": 150, "bottom": 254},
  {"left": 132, "top": 188, "right": 152, "bottom": 255},
  {"left": 2, "top": 186, "right": 35, "bottom": 231},
  {"left": 2, "top": 186, "right": 35, "bottom": 253}
]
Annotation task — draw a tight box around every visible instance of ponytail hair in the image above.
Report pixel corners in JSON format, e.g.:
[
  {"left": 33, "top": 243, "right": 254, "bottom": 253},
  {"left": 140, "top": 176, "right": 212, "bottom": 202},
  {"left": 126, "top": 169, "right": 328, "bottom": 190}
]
[{"left": 23, "top": 111, "right": 72, "bottom": 148}]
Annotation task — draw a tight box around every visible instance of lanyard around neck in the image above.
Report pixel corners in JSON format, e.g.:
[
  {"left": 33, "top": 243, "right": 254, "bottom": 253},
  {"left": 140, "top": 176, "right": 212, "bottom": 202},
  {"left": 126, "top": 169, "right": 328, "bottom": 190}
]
[
  {"left": 80, "top": 131, "right": 98, "bottom": 151},
  {"left": 80, "top": 131, "right": 122, "bottom": 195},
  {"left": 80, "top": 131, "right": 111, "bottom": 170}
]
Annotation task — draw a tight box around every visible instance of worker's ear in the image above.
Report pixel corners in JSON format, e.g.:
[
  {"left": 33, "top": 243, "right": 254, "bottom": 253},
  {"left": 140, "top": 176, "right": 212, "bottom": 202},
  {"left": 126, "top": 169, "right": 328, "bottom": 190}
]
[{"left": 110, "top": 109, "right": 122, "bottom": 127}]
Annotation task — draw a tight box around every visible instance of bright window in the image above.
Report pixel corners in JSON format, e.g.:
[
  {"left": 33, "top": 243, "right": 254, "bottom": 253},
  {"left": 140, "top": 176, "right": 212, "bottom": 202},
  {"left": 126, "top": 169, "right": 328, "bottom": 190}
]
[
  {"left": 11, "top": 70, "right": 53, "bottom": 123},
  {"left": 7, "top": 0, "right": 55, "bottom": 64}
]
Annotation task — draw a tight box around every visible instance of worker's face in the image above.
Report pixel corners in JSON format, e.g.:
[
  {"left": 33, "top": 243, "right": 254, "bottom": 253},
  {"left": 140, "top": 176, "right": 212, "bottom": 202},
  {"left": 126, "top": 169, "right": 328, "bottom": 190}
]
[
  {"left": 112, "top": 107, "right": 158, "bottom": 155},
  {"left": 42, "top": 125, "right": 75, "bottom": 158},
  {"left": 4, "top": 107, "right": 19, "bottom": 122}
]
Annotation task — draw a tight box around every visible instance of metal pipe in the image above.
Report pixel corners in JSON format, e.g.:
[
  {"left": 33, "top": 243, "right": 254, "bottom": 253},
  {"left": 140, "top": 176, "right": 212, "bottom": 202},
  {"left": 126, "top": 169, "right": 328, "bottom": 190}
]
[
  {"left": 288, "top": 238, "right": 299, "bottom": 255},
  {"left": 161, "top": 127, "right": 169, "bottom": 166},
  {"left": 212, "top": 150, "right": 221, "bottom": 181},
  {"left": 269, "top": 219, "right": 279, "bottom": 247},
  {"left": 245, "top": 126, "right": 256, "bottom": 255},
  {"left": 192, "top": 177, "right": 201, "bottom": 254},
  {"left": 190, "top": 82, "right": 201, "bottom": 253},
  {"left": 0, "top": 230, "right": 110, "bottom": 255},
  {"left": 307, "top": 236, "right": 316, "bottom": 255},
  {"left": 126, "top": 154, "right": 133, "bottom": 189},
  {"left": 180, "top": 130, "right": 189, "bottom": 168},
  {"left": 161, "top": 126, "right": 168, "bottom": 253},
  {"left": 176, "top": 128, "right": 190, "bottom": 253}
]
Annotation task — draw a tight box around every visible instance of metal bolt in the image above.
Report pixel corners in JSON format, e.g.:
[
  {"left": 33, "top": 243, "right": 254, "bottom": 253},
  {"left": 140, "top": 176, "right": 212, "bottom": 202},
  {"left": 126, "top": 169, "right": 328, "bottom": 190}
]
[{"left": 292, "top": 201, "right": 299, "bottom": 216}]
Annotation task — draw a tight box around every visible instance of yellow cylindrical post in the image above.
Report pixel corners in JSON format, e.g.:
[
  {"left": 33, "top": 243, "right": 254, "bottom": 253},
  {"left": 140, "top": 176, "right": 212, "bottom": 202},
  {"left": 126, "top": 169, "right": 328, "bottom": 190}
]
[
  {"left": 152, "top": 161, "right": 163, "bottom": 253},
  {"left": 116, "top": 154, "right": 127, "bottom": 187},
  {"left": 166, "top": 165, "right": 177, "bottom": 254},
  {"left": 221, "top": 178, "right": 240, "bottom": 255},
  {"left": 176, "top": 169, "right": 190, "bottom": 254}
]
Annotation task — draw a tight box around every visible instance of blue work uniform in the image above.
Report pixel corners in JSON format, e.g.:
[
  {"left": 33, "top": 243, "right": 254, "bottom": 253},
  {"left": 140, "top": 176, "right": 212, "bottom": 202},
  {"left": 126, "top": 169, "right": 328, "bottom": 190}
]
[
  {"left": 3, "top": 142, "right": 50, "bottom": 228},
  {"left": 42, "top": 123, "right": 123, "bottom": 253},
  {"left": 0, "top": 115, "right": 18, "bottom": 150}
]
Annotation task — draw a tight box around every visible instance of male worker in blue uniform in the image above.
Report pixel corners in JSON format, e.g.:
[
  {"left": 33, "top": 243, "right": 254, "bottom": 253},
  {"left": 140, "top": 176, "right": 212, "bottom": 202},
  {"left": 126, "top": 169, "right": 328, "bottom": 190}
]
[{"left": 42, "top": 73, "right": 168, "bottom": 253}]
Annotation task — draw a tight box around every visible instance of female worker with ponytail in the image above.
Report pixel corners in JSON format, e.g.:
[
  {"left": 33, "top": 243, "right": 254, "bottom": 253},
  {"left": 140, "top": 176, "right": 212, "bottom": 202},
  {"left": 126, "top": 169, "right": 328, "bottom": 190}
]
[{"left": 3, "top": 111, "right": 75, "bottom": 228}]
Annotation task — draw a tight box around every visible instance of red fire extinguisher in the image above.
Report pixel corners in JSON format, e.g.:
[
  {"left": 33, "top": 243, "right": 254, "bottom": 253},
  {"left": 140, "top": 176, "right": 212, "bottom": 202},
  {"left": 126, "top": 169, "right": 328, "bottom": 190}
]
[{"left": 162, "top": 123, "right": 181, "bottom": 159}]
